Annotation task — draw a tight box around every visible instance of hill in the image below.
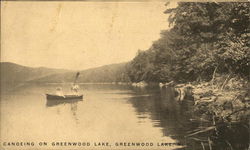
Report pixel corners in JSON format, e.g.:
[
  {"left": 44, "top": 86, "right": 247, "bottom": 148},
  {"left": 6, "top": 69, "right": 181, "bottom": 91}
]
[
  {"left": 0, "top": 62, "right": 70, "bottom": 88},
  {"left": 31, "top": 63, "right": 130, "bottom": 83},
  {"left": 0, "top": 62, "right": 130, "bottom": 88}
]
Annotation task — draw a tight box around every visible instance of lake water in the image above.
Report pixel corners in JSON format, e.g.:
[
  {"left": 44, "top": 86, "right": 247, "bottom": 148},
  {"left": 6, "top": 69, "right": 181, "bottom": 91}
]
[{"left": 0, "top": 83, "right": 197, "bottom": 150}]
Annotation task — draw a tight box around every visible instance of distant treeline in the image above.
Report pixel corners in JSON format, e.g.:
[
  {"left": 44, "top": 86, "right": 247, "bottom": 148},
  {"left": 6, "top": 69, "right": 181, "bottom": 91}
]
[
  {"left": 126, "top": 2, "right": 250, "bottom": 83},
  {"left": 28, "top": 63, "right": 131, "bottom": 83},
  {"left": 0, "top": 62, "right": 131, "bottom": 87}
]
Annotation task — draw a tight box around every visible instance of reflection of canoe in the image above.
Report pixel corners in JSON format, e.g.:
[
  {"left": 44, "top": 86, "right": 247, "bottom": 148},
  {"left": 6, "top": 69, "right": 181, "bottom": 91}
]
[
  {"left": 46, "top": 94, "right": 83, "bottom": 100},
  {"left": 46, "top": 99, "right": 81, "bottom": 107}
]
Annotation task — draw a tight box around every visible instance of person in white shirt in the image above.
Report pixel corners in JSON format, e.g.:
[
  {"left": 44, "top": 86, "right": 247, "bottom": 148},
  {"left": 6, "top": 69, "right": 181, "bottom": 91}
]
[
  {"left": 71, "top": 84, "right": 79, "bottom": 95},
  {"left": 56, "top": 87, "right": 64, "bottom": 97}
]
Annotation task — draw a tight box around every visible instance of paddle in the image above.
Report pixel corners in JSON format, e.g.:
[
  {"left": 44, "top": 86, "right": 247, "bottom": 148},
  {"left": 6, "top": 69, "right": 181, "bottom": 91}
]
[{"left": 73, "top": 72, "right": 80, "bottom": 85}]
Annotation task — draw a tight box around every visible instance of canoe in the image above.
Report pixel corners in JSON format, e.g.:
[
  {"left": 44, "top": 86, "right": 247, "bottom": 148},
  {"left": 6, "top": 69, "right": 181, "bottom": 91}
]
[{"left": 46, "top": 94, "right": 83, "bottom": 100}]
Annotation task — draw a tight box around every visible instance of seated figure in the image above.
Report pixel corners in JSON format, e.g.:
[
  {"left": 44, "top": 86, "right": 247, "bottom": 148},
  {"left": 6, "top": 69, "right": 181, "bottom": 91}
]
[
  {"left": 71, "top": 84, "right": 80, "bottom": 95},
  {"left": 56, "top": 87, "right": 64, "bottom": 97}
]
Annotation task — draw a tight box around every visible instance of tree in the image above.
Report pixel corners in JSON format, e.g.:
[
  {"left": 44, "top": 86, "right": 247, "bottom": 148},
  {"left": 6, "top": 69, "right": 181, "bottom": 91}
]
[{"left": 127, "top": 2, "right": 250, "bottom": 83}]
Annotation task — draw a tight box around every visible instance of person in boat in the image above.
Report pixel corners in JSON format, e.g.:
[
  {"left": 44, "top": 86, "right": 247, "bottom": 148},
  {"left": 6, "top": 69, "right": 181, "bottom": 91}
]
[
  {"left": 56, "top": 87, "right": 65, "bottom": 97},
  {"left": 71, "top": 84, "right": 80, "bottom": 95}
]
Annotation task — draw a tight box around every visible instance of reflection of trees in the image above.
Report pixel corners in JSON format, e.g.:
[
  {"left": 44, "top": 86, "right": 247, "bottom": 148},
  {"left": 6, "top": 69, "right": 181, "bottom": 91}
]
[
  {"left": 128, "top": 86, "right": 249, "bottom": 150},
  {"left": 128, "top": 86, "right": 199, "bottom": 149}
]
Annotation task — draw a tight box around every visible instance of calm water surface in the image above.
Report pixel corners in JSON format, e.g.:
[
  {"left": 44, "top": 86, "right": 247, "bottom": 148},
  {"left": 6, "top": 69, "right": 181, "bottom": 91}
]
[{"left": 0, "top": 84, "right": 196, "bottom": 150}]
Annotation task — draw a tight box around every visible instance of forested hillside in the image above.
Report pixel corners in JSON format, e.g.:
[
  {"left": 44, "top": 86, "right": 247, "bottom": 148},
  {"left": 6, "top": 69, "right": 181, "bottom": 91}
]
[
  {"left": 0, "top": 62, "right": 69, "bottom": 87},
  {"left": 125, "top": 3, "right": 250, "bottom": 149},
  {"left": 29, "top": 63, "right": 129, "bottom": 83},
  {"left": 127, "top": 2, "right": 250, "bottom": 83},
  {"left": 0, "top": 62, "right": 129, "bottom": 89}
]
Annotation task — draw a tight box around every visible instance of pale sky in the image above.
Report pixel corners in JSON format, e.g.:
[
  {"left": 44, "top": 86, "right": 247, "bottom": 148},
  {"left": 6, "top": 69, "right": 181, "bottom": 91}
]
[{"left": 1, "top": 1, "right": 176, "bottom": 70}]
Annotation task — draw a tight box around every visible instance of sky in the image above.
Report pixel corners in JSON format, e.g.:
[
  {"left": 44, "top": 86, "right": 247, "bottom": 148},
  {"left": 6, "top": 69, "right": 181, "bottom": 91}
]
[{"left": 1, "top": 1, "right": 176, "bottom": 70}]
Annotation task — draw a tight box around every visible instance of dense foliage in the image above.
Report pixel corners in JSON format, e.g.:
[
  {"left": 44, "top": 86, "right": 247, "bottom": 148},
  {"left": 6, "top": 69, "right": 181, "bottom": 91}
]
[{"left": 127, "top": 2, "right": 250, "bottom": 83}]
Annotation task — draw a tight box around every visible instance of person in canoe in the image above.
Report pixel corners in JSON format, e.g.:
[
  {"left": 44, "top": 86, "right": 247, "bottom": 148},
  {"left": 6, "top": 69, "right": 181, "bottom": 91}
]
[
  {"left": 56, "top": 87, "right": 65, "bottom": 97},
  {"left": 71, "top": 72, "right": 80, "bottom": 95},
  {"left": 71, "top": 84, "right": 80, "bottom": 95}
]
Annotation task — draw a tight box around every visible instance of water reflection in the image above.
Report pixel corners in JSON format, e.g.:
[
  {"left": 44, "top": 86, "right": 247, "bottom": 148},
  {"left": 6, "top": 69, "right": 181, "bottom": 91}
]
[
  {"left": 128, "top": 86, "right": 198, "bottom": 149},
  {"left": 46, "top": 99, "right": 82, "bottom": 124},
  {"left": 70, "top": 102, "right": 79, "bottom": 124},
  {"left": 46, "top": 99, "right": 82, "bottom": 107},
  {"left": 3, "top": 83, "right": 245, "bottom": 150},
  {"left": 127, "top": 85, "right": 249, "bottom": 150}
]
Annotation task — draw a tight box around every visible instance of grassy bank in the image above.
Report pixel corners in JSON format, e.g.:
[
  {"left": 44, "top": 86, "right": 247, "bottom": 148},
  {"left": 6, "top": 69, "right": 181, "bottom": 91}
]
[{"left": 182, "top": 74, "right": 249, "bottom": 150}]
